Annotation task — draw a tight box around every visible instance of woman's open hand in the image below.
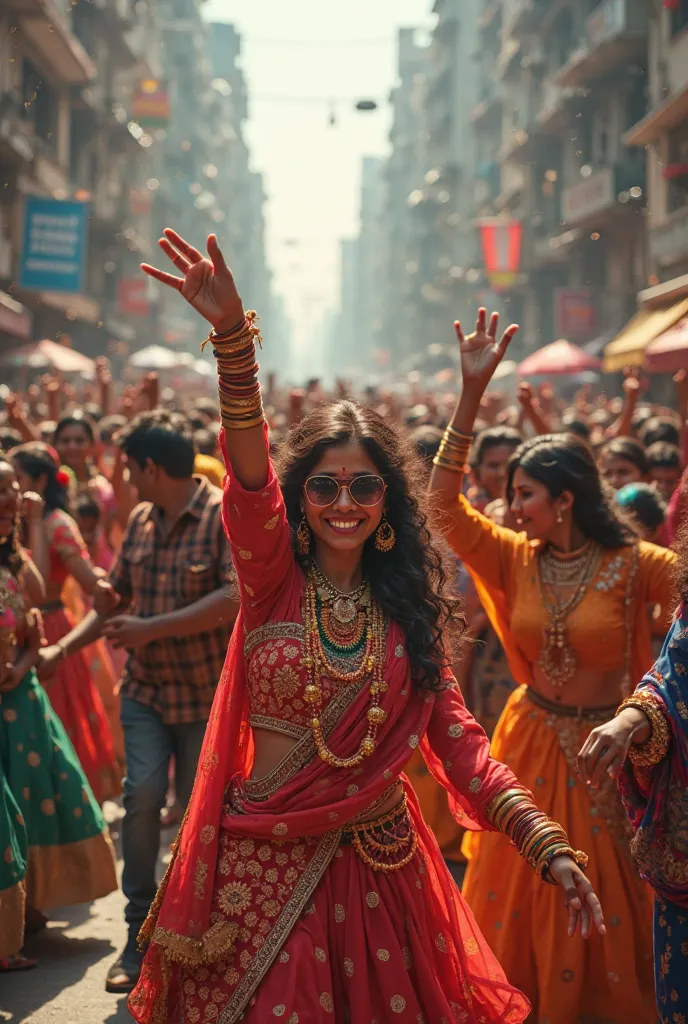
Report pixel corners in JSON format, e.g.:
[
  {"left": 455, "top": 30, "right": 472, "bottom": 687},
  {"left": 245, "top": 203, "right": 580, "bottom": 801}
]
[
  {"left": 548, "top": 855, "right": 605, "bottom": 939},
  {"left": 577, "top": 708, "right": 649, "bottom": 789},
  {"left": 141, "top": 229, "right": 244, "bottom": 334},
  {"left": 455, "top": 308, "right": 519, "bottom": 393}
]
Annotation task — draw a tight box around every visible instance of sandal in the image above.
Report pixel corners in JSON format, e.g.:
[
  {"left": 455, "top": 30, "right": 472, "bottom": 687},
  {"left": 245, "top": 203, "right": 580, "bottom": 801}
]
[{"left": 0, "top": 954, "right": 37, "bottom": 972}]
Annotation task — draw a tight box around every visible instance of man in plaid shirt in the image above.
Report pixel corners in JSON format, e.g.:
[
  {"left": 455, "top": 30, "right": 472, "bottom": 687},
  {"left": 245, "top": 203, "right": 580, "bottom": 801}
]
[{"left": 40, "top": 410, "right": 238, "bottom": 992}]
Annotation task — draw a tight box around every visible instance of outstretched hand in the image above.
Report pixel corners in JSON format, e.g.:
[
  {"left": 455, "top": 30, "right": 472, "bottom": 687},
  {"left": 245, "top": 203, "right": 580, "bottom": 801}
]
[
  {"left": 455, "top": 308, "right": 519, "bottom": 393},
  {"left": 548, "top": 856, "right": 606, "bottom": 939},
  {"left": 141, "top": 229, "right": 244, "bottom": 334}
]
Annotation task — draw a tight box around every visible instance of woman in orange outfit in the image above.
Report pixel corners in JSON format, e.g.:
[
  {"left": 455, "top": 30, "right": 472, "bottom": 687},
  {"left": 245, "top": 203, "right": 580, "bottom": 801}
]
[{"left": 429, "top": 309, "right": 675, "bottom": 1024}]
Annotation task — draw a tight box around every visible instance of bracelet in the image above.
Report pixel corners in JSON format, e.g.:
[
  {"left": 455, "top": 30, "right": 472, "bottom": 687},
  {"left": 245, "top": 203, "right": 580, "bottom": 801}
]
[
  {"left": 617, "top": 691, "right": 671, "bottom": 768},
  {"left": 201, "top": 310, "right": 263, "bottom": 352}
]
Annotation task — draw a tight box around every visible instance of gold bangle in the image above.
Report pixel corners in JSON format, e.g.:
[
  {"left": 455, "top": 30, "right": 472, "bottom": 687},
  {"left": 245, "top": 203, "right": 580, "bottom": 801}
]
[
  {"left": 432, "top": 455, "right": 465, "bottom": 473},
  {"left": 445, "top": 425, "right": 473, "bottom": 443},
  {"left": 618, "top": 692, "right": 671, "bottom": 767}
]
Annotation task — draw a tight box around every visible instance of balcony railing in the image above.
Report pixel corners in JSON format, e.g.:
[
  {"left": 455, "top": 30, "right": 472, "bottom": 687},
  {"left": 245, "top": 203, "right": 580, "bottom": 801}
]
[
  {"left": 555, "top": 0, "right": 648, "bottom": 88},
  {"left": 561, "top": 159, "right": 646, "bottom": 226}
]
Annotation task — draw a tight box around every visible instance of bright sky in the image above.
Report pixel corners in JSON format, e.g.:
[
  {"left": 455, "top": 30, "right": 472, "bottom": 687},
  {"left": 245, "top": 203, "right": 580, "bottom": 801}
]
[{"left": 202, "top": 0, "right": 432, "bottom": 344}]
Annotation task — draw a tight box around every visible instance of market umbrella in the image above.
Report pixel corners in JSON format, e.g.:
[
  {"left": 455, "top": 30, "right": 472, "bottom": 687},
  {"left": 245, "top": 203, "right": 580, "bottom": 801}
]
[
  {"left": 0, "top": 338, "right": 95, "bottom": 375},
  {"left": 128, "top": 346, "right": 195, "bottom": 370},
  {"left": 644, "top": 316, "right": 688, "bottom": 374},
  {"left": 518, "top": 339, "right": 601, "bottom": 376}
]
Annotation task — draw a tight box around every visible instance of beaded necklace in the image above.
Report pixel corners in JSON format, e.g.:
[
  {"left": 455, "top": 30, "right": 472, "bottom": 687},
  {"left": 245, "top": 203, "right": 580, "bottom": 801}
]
[{"left": 304, "top": 568, "right": 387, "bottom": 769}]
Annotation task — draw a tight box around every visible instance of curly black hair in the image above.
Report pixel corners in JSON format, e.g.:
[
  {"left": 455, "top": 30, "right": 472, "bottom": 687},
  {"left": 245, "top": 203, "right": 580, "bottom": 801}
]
[
  {"left": 674, "top": 515, "right": 688, "bottom": 606},
  {"left": 274, "top": 400, "right": 463, "bottom": 692},
  {"left": 0, "top": 458, "right": 24, "bottom": 578},
  {"left": 506, "top": 433, "right": 634, "bottom": 549}
]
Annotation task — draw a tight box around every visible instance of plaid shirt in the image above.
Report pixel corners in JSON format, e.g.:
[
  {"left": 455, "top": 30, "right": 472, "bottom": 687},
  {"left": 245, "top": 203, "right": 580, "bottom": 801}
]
[{"left": 109, "top": 477, "right": 234, "bottom": 724}]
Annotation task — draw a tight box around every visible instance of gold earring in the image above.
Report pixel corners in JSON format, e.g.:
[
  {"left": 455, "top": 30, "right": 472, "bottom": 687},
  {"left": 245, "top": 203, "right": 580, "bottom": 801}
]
[
  {"left": 556, "top": 509, "right": 563, "bottom": 524},
  {"left": 375, "top": 516, "right": 396, "bottom": 553},
  {"left": 296, "top": 517, "right": 311, "bottom": 556}
]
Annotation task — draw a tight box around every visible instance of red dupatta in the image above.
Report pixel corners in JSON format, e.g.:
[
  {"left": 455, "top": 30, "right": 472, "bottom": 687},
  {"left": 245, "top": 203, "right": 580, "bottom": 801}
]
[{"left": 130, "top": 434, "right": 519, "bottom": 1024}]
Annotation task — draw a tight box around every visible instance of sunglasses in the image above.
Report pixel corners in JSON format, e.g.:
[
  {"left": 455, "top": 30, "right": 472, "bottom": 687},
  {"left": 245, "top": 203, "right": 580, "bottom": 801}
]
[{"left": 303, "top": 474, "right": 387, "bottom": 508}]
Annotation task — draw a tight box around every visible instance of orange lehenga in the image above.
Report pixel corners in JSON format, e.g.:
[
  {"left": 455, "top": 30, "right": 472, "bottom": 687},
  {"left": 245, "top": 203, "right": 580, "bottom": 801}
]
[
  {"left": 440, "top": 490, "right": 676, "bottom": 1023},
  {"left": 129, "top": 427, "right": 531, "bottom": 1024}
]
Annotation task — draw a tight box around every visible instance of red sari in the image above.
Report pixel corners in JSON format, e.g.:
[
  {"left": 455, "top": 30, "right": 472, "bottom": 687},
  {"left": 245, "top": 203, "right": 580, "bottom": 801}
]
[
  {"left": 42, "top": 509, "right": 121, "bottom": 803},
  {"left": 129, "top": 428, "right": 530, "bottom": 1024}
]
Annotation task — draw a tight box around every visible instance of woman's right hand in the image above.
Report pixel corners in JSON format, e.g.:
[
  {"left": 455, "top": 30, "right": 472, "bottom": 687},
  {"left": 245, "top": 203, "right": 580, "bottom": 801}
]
[
  {"left": 141, "top": 229, "right": 244, "bottom": 334},
  {"left": 455, "top": 308, "right": 519, "bottom": 394}
]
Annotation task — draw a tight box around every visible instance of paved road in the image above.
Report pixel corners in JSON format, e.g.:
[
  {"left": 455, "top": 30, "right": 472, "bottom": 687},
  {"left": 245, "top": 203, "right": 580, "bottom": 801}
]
[{"left": 1, "top": 802, "right": 171, "bottom": 1024}]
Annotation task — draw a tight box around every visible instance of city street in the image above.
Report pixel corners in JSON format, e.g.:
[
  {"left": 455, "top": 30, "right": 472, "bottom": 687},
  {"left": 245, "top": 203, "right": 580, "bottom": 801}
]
[{"left": 1, "top": 804, "right": 169, "bottom": 1024}]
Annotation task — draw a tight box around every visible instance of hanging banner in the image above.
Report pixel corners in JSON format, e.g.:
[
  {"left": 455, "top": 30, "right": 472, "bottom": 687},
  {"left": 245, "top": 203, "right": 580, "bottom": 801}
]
[
  {"left": 479, "top": 219, "right": 522, "bottom": 292},
  {"left": 19, "top": 196, "right": 89, "bottom": 294},
  {"left": 131, "top": 79, "right": 170, "bottom": 129}
]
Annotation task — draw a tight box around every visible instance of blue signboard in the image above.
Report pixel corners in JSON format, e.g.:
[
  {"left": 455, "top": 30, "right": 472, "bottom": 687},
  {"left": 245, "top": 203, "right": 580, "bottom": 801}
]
[{"left": 19, "top": 196, "right": 89, "bottom": 293}]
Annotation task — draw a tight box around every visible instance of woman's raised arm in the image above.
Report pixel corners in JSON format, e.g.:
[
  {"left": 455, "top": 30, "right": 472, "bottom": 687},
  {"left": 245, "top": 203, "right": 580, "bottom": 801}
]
[{"left": 141, "top": 229, "right": 268, "bottom": 491}]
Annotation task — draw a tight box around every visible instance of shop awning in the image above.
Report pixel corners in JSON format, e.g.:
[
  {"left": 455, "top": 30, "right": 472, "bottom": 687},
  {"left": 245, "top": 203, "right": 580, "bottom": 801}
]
[
  {"left": 602, "top": 298, "right": 688, "bottom": 371},
  {"left": 645, "top": 316, "right": 688, "bottom": 374}
]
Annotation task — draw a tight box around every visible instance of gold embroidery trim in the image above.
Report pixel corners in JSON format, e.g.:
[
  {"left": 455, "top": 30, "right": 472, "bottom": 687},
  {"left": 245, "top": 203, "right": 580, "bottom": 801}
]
[
  {"left": 217, "top": 830, "right": 342, "bottom": 1024},
  {"left": 242, "top": 675, "right": 366, "bottom": 801},
  {"left": 248, "top": 715, "right": 309, "bottom": 741},
  {"left": 244, "top": 621, "right": 305, "bottom": 658}
]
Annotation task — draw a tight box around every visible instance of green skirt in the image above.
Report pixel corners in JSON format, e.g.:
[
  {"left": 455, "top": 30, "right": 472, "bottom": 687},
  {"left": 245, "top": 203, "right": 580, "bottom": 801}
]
[
  {"left": 0, "top": 670, "right": 117, "bottom": 910},
  {"left": 0, "top": 768, "right": 27, "bottom": 957}
]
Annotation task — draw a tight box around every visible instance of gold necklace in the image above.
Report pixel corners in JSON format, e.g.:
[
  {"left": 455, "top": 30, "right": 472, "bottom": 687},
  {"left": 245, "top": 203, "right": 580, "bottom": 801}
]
[
  {"left": 539, "top": 542, "right": 594, "bottom": 587},
  {"left": 537, "top": 542, "right": 602, "bottom": 687},
  {"left": 312, "top": 563, "right": 369, "bottom": 626},
  {"left": 304, "top": 570, "right": 387, "bottom": 769}
]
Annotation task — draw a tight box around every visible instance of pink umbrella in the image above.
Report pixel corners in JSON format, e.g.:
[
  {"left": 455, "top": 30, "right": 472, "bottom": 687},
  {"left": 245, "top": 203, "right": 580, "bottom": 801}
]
[
  {"left": 518, "top": 339, "right": 602, "bottom": 376},
  {"left": 644, "top": 316, "right": 688, "bottom": 374}
]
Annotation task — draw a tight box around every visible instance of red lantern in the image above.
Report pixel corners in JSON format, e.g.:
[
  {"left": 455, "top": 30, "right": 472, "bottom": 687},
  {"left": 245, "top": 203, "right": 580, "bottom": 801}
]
[{"left": 479, "top": 219, "right": 522, "bottom": 292}]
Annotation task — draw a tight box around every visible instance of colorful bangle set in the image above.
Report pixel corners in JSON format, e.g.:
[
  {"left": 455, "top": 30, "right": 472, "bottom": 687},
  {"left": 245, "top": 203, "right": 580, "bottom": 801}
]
[
  {"left": 205, "top": 311, "right": 265, "bottom": 431},
  {"left": 616, "top": 690, "right": 671, "bottom": 768},
  {"left": 488, "top": 787, "right": 589, "bottom": 883},
  {"left": 432, "top": 424, "right": 472, "bottom": 474}
]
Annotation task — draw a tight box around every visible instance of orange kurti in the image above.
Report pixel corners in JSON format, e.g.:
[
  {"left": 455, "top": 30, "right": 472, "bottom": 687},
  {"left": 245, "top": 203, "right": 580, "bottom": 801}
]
[{"left": 439, "top": 492, "right": 675, "bottom": 1024}]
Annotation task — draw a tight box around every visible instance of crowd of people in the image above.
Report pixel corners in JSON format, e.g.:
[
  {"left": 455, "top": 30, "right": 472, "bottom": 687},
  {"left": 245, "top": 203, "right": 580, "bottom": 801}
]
[{"left": 1, "top": 229, "right": 687, "bottom": 1024}]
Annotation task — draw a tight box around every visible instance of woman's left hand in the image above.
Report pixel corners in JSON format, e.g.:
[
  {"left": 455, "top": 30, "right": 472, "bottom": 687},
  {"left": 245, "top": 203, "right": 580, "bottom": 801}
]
[{"left": 548, "top": 856, "right": 605, "bottom": 939}]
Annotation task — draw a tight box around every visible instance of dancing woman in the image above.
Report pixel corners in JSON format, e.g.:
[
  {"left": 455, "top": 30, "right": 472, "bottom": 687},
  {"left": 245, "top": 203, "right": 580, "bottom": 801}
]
[
  {"left": 11, "top": 443, "right": 121, "bottom": 802},
  {"left": 579, "top": 521, "right": 688, "bottom": 1021},
  {"left": 129, "top": 231, "right": 603, "bottom": 1024},
  {"left": 429, "top": 311, "right": 676, "bottom": 1023},
  {"left": 0, "top": 457, "right": 117, "bottom": 955}
]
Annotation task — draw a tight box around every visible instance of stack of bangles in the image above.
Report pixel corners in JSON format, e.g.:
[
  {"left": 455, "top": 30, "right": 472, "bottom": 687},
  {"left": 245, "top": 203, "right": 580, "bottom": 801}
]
[
  {"left": 488, "top": 788, "right": 589, "bottom": 883},
  {"left": 616, "top": 691, "right": 671, "bottom": 767},
  {"left": 202, "top": 310, "right": 264, "bottom": 431},
  {"left": 432, "top": 425, "right": 472, "bottom": 473}
]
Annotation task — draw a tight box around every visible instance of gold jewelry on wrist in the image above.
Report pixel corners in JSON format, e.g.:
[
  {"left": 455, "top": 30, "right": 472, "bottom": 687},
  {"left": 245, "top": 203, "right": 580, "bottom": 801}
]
[
  {"left": 617, "top": 691, "right": 671, "bottom": 767},
  {"left": 432, "top": 425, "right": 472, "bottom": 473},
  {"left": 486, "top": 787, "right": 588, "bottom": 883},
  {"left": 201, "top": 310, "right": 263, "bottom": 352}
]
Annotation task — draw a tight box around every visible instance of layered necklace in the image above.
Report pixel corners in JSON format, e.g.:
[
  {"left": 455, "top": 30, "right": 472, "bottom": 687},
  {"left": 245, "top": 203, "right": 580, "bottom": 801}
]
[
  {"left": 304, "top": 564, "right": 387, "bottom": 768},
  {"left": 537, "top": 541, "right": 602, "bottom": 687}
]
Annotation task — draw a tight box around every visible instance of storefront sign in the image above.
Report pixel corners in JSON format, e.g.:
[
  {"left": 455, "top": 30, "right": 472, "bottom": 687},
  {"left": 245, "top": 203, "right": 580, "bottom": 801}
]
[
  {"left": 555, "top": 288, "right": 597, "bottom": 339},
  {"left": 131, "top": 79, "right": 170, "bottom": 129},
  {"left": 19, "top": 197, "right": 89, "bottom": 294},
  {"left": 118, "top": 277, "right": 150, "bottom": 316}
]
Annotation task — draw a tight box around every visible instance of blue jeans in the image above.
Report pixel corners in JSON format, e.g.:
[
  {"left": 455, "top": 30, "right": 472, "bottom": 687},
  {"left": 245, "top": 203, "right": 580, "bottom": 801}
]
[{"left": 120, "top": 696, "right": 207, "bottom": 935}]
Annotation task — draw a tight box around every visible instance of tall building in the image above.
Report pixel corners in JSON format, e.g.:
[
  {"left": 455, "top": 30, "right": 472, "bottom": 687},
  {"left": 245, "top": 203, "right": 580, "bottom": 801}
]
[
  {"left": 494, "top": 0, "right": 649, "bottom": 353},
  {"left": 0, "top": 0, "right": 161, "bottom": 356},
  {"left": 624, "top": 0, "right": 688, "bottom": 294}
]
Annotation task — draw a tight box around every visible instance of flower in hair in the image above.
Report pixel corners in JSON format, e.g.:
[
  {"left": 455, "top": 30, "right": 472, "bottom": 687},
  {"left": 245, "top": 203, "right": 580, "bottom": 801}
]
[{"left": 56, "top": 470, "right": 71, "bottom": 487}]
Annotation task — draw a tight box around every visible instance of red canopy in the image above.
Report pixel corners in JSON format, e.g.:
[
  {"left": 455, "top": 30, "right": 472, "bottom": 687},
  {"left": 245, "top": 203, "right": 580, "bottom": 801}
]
[
  {"left": 518, "top": 339, "right": 602, "bottom": 376},
  {"left": 644, "top": 316, "right": 688, "bottom": 374}
]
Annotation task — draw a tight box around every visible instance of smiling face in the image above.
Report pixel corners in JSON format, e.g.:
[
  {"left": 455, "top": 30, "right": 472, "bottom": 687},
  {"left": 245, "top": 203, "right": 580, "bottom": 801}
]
[
  {"left": 599, "top": 453, "right": 644, "bottom": 492},
  {"left": 55, "top": 423, "right": 93, "bottom": 474},
  {"left": 302, "top": 442, "right": 385, "bottom": 555},
  {"left": 0, "top": 462, "right": 20, "bottom": 540},
  {"left": 509, "top": 466, "right": 570, "bottom": 542}
]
